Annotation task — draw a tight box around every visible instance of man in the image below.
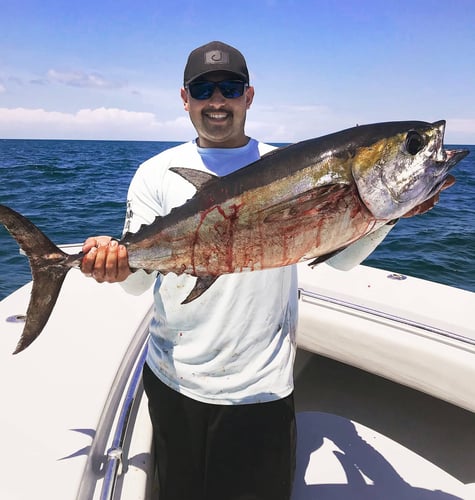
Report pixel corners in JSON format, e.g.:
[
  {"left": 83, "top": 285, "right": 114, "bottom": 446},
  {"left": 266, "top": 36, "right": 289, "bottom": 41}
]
[
  {"left": 81, "top": 41, "right": 452, "bottom": 499},
  {"left": 83, "top": 41, "right": 297, "bottom": 500}
]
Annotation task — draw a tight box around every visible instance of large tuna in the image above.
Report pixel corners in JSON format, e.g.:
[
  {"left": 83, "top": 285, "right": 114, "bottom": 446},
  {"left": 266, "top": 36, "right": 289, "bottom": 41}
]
[{"left": 0, "top": 120, "right": 468, "bottom": 353}]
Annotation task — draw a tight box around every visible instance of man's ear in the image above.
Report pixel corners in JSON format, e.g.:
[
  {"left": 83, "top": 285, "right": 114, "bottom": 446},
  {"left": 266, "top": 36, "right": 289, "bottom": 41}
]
[
  {"left": 246, "top": 86, "right": 255, "bottom": 110},
  {"left": 181, "top": 88, "right": 189, "bottom": 111}
]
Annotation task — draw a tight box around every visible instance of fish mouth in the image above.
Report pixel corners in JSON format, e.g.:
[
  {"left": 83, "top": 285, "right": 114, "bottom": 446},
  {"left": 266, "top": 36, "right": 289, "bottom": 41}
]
[
  {"left": 431, "top": 120, "right": 469, "bottom": 168},
  {"left": 412, "top": 120, "right": 469, "bottom": 189},
  {"left": 443, "top": 148, "right": 469, "bottom": 168},
  {"left": 425, "top": 148, "right": 469, "bottom": 198},
  {"left": 431, "top": 120, "right": 469, "bottom": 194}
]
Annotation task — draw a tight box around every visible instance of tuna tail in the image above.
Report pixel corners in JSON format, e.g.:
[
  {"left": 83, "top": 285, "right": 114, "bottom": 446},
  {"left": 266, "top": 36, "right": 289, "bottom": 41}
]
[{"left": 0, "top": 205, "right": 71, "bottom": 354}]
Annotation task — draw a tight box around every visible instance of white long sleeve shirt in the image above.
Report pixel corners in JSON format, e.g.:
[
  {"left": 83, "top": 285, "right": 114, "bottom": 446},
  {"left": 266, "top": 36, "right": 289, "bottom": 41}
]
[{"left": 122, "top": 139, "right": 298, "bottom": 404}]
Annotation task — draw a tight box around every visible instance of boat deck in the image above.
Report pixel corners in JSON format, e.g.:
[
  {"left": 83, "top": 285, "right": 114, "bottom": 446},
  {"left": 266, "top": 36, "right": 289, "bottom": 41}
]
[
  {"left": 293, "top": 349, "right": 475, "bottom": 498},
  {"left": 1, "top": 260, "right": 474, "bottom": 499}
]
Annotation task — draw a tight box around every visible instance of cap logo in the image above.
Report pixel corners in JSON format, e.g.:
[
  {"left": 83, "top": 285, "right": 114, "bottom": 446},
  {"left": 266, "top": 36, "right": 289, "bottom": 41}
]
[{"left": 204, "top": 50, "right": 229, "bottom": 65}]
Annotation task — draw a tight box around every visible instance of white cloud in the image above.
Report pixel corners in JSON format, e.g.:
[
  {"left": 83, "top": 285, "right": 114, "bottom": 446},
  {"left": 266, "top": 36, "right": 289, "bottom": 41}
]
[
  {"left": 0, "top": 83, "right": 5, "bottom": 93},
  {"left": 248, "top": 103, "right": 356, "bottom": 143},
  {"left": 0, "top": 107, "right": 195, "bottom": 140},
  {"left": 47, "top": 69, "right": 122, "bottom": 89},
  {"left": 250, "top": 105, "right": 475, "bottom": 144},
  {"left": 0, "top": 106, "right": 473, "bottom": 144},
  {"left": 0, "top": 104, "right": 343, "bottom": 142}
]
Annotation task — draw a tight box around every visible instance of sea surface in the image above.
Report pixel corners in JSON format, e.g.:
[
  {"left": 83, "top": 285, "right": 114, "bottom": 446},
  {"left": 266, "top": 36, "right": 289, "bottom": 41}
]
[{"left": 0, "top": 139, "right": 474, "bottom": 300}]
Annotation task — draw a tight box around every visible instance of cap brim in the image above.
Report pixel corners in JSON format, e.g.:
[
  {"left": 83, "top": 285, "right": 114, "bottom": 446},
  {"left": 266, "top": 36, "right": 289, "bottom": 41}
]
[{"left": 185, "top": 70, "right": 249, "bottom": 86}]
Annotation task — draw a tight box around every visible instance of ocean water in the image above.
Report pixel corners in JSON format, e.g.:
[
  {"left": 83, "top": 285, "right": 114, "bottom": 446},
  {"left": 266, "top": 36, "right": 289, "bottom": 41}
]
[{"left": 0, "top": 139, "right": 474, "bottom": 300}]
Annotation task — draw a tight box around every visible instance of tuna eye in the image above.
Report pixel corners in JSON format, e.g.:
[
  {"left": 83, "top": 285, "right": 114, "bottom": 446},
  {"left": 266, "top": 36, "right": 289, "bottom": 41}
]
[{"left": 405, "top": 131, "right": 425, "bottom": 155}]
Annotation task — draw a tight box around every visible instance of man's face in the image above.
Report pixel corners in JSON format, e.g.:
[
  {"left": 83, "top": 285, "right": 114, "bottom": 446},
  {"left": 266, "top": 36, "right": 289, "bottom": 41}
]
[{"left": 181, "top": 71, "right": 254, "bottom": 148}]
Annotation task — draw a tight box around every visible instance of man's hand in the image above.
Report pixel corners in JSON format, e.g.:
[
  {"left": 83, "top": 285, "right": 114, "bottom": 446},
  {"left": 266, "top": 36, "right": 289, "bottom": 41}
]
[
  {"left": 81, "top": 236, "right": 132, "bottom": 283},
  {"left": 402, "top": 175, "right": 455, "bottom": 218}
]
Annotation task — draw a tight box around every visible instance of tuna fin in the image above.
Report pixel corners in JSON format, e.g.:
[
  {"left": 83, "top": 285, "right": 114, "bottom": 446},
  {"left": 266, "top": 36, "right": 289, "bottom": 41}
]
[
  {"left": 181, "top": 276, "right": 219, "bottom": 304},
  {"left": 307, "top": 247, "right": 347, "bottom": 268},
  {"left": 14, "top": 265, "right": 69, "bottom": 354},
  {"left": 0, "top": 205, "right": 71, "bottom": 354},
  {"left": 170, "top": 167, "right": 215, "bottom": 190}
]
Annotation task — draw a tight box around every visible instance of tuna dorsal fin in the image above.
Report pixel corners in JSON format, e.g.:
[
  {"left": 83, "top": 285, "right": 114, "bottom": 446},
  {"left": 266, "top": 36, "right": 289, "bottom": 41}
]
[
  {"left": 181, "top": 276, "right": 219, "bottom": 304},
  {"left": 170, "top": 167, "right": 215, "bottom": 190}
]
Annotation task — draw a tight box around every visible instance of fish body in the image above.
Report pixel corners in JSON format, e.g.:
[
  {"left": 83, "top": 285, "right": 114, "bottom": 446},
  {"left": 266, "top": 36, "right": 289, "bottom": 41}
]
[{"left": 0, "top": 120, "right": 468, "bottom": 353}]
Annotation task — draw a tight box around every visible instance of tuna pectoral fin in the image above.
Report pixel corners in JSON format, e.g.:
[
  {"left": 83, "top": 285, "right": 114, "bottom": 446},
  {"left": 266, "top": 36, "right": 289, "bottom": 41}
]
[
  {"left": 181, "top": 276, "right": 219, "bottom": 304},
  {"left": 307, "top": 247, "right": 348, "bottom": 268},
  {"left": 14, "top": 266, "right": 69, "bottom": 354},
  {"left": 0, "top": 205, "right": 71, "bottom": 354}
]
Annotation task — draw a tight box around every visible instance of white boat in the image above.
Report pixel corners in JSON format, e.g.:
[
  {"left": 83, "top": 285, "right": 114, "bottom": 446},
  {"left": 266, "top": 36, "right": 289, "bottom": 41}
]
[{"left": 0, "top": 248, "right": 474, "bottom": 499}]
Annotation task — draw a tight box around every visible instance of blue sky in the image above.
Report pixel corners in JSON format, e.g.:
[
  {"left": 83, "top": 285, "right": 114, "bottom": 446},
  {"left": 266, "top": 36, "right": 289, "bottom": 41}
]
[{"left": 1, "top": 0, "right": 474, "bottom": 143}]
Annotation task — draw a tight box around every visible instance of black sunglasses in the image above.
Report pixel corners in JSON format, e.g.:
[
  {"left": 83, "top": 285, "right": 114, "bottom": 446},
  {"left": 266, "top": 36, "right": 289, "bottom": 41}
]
[{"left": 187, "top": 80, "right": 248, "bottom": 100}]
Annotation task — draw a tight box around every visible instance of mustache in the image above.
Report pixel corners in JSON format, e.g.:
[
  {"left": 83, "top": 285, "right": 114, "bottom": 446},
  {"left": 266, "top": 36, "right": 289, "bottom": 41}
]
[{"left": 202, "top": 108, "right": 232, "bottom": 115}]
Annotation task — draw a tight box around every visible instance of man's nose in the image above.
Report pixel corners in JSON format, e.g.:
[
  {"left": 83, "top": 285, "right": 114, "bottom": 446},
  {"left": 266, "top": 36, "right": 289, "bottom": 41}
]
[{"left": 208, "top": 87, "right": 226, "bottom": 104}]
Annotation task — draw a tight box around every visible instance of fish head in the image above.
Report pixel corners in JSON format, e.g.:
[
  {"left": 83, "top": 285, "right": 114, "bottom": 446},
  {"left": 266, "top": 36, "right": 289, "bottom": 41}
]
[{"left": 351, "top": 120, "right": 469, "bottom": 219}]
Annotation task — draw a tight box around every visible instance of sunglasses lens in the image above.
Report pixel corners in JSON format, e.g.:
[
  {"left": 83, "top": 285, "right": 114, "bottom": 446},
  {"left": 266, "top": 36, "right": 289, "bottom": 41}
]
[
  {"left": 188, "top": 81, "right": 215, "bottom": 100},
  {"left": 188, "top": 80, "right": 246, "bottom": 100},
  {"left": 219, "top": 81, "right": 246, "bottom": 98}
]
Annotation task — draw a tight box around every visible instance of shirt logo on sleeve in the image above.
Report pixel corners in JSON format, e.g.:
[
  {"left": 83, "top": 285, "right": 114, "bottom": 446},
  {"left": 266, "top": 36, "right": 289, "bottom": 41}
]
[{"left": 123, "top": 200, "right": 133, "bottom": 235}]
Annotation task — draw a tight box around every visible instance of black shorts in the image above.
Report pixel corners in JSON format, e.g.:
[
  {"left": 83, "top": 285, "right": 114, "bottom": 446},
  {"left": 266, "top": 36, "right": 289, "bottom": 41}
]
[{"left": 143, "top": 363, "right": 296, "bottom": 500}]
